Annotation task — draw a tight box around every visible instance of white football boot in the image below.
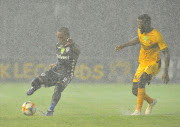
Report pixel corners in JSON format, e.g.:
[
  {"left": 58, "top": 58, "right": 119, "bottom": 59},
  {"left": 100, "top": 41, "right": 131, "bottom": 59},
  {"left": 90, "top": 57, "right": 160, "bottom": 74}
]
[
  {"left": 132, "top": 110, "right": 141, "bottom": 115},
  {"left": 145, "top": 99, "right": 157, "bottom": 115}
]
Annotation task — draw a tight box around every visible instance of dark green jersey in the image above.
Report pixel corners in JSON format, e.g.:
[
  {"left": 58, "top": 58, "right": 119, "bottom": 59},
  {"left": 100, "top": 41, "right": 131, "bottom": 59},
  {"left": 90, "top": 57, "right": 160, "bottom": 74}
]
[{"left": 52, "top": 42, "right": 80, "bottom": 81}]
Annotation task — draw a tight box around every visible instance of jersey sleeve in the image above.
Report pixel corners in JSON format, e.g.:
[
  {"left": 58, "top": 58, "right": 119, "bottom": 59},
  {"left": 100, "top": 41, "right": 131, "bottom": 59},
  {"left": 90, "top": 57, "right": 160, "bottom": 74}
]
[
  {"left": 157, "top": 31, "right": 168, "bottom": 50},
  {"left": 66, "top": 44, "right": 80, "bottom": 81}
]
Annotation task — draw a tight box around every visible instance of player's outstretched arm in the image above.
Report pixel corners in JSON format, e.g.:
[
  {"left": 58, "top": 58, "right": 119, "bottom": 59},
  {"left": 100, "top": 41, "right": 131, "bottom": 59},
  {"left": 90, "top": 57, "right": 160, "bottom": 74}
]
[
  {"left": 115, "top": 36, "right": 140, "bottom": 51},
  {"left": 161, "top": 47, "right": 170, "bottom": 84}
]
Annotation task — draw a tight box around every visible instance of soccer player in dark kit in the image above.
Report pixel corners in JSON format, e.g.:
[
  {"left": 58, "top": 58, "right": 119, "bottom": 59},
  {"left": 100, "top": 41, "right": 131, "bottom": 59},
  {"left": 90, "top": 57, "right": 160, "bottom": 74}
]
[{"left": 27, "top": 27, "right": 80, "bottom": 116}]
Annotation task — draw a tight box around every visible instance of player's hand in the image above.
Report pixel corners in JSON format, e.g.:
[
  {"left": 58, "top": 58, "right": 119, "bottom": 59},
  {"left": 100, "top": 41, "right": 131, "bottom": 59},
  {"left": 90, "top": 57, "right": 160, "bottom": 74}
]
[
  {"left": 49, "top": 64, "right": 55, "bottom": 68},
  {"left": 162, "top": 71, "right": 169, "bottom": 84},
  {"left": 67, "top": 38, "right": 73, "bottom": 43},
  {"left": 65, "top": 38, "right": 73, "bottom": 46},
  {"left": 115, "top": 45, "right": 124, "bottom": 52}
]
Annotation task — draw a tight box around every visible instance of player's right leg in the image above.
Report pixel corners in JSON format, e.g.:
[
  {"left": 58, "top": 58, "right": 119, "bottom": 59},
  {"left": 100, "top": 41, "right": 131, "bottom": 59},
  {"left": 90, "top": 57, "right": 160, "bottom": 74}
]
[
  {"left": 132, "top": 63, "right": 155, "bottom": 115},
  {"left": 27, "top": 69, "right": 56, "bottom": 96},
  {"left": 145, "top": 98, "right": 157, "bottom": 115},
  {"left": 135, "top": 72, "right": 150, "bottom": 113},
  {"left": 132, "top": 72, "right": 151, "bottom": 115},
  {"left": 27, "top": 77, "right": 42, "bottom": 96}
]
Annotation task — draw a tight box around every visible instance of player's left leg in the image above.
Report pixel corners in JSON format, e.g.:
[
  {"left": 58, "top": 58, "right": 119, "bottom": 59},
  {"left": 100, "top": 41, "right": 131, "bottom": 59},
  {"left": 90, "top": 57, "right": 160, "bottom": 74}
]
[
  {"left": 46, "top": 84, "right": 62, "bottom": 116},
  {"left": 27, "top": 69, "right": 56, "bottom": 96},
  {"left": 144, "top": 61, "right": 161, "bottom": 115},
  {"left": 46, "top": 79, "right": 69, "bottom": 116}
]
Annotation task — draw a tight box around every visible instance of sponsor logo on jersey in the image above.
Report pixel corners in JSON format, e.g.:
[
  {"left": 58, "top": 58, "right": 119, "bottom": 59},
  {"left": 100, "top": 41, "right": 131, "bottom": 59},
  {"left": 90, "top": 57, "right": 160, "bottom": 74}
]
[{"left": 57, "top": 54, "right": 69, "bottom": 60}]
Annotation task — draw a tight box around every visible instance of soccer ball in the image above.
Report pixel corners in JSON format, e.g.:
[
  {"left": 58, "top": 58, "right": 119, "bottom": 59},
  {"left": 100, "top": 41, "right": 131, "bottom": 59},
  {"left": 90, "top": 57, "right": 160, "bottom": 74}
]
[{"left": 22, "top": 101, "right": 36, "bottom": 116}]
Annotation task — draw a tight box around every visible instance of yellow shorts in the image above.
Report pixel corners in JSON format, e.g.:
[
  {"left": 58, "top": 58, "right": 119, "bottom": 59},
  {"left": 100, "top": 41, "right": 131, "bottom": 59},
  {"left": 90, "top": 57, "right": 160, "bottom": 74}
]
[{"left": 133, "top": 60, "right": 161, "bottom": 83}]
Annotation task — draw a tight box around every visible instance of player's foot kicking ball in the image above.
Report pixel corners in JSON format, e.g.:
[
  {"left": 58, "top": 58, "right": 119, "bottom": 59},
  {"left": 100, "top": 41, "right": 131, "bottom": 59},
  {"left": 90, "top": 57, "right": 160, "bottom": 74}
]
[{"left": 145, "top": 99, "right": 157, "bottom": 115}]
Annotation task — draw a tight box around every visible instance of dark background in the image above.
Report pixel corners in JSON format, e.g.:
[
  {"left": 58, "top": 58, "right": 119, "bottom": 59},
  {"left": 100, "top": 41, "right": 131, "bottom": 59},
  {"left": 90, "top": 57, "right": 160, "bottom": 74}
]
[{"left": 0, "top": 0, "right": 180, "bottom": 83}]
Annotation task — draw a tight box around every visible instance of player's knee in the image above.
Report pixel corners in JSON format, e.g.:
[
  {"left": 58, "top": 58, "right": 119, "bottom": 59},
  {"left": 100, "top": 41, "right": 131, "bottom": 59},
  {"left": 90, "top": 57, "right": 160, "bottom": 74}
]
[
  {"left": 56, "top": 83, "right": 65, "bottom": 93},
  {"left": 132, "top": 82, "right": 138, "bottom": 96},
  {"left": 132, "top": 88, "right": 138, "bottom": 96},
  {"left": 31, "top": 77, "right": 42, "bottom": 89},
  {"left": 138, "top": 72, "right": 151, "bottom": 88}
]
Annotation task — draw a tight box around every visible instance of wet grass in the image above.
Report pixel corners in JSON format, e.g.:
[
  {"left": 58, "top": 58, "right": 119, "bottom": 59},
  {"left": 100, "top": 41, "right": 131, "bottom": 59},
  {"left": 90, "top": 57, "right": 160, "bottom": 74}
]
[{"left": 0, "top": 83, "right": 180, "bottom": 127}]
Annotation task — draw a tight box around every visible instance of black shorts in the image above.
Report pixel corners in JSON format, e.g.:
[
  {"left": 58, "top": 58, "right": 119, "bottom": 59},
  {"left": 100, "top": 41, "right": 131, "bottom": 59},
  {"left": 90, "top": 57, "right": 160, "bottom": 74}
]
[{"left": 39, "top": 68, "right": 69, "bottom": 88}]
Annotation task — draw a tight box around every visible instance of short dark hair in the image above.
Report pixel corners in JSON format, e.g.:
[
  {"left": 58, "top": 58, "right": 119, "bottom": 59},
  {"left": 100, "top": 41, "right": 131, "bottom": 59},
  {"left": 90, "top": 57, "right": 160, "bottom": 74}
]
[
  {"left": 138, "top": 14, "right": 151, "bottom": 24},
  {"left": 58, "top": 27, "right": 70, "bottom": 37}
]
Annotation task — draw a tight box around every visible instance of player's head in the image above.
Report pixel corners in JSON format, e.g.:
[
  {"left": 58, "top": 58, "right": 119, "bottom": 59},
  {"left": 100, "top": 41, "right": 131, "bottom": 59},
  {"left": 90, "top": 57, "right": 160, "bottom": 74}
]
[
  {"left": 57, "top": 27, "right": 70, "bottom": 44},
  {"left": 137, "top": 14, "right": 151, "bottom": 34}
]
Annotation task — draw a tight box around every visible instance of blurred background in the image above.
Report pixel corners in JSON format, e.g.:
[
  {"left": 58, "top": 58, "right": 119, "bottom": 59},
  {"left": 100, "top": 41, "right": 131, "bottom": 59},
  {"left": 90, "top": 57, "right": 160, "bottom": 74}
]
[{"left": 0, "top": 0, "right": 179, "bottom": 83}]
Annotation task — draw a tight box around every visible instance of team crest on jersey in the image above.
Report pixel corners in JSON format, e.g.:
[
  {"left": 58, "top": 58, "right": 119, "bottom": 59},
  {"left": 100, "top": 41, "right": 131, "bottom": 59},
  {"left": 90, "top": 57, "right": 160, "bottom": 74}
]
[
  {"left": 144, "top": 36, "right": 147, "bottom": 42},
  {"left": 66, "top": 47, "right": 70, "bottom": 52},
  {"left": 59, "top": 47, "right": 70, "bottom": 54}
]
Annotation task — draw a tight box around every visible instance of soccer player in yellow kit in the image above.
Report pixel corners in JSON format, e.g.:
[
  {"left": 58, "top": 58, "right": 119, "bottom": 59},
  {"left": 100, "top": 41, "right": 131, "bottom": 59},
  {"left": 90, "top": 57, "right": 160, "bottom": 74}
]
[{"left": 115, "top": 14, "right": 170, "bottom": 115}]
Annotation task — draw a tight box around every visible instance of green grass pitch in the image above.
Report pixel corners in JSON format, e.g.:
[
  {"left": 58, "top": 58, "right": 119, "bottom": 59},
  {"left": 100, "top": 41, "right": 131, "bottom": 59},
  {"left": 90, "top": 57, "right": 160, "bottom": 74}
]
[{"left": 0, "top": 83, "right": 180, "bottom": 127}]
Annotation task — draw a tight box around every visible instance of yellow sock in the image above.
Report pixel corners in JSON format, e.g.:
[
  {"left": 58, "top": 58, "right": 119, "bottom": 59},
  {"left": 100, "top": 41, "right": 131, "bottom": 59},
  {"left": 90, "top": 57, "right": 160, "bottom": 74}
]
[
  {"left": 136, "top": 88, "right": 145, "bottom": 111},
  {"left": 144, "top": 93, "right": 153, "bottom": 104}
]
